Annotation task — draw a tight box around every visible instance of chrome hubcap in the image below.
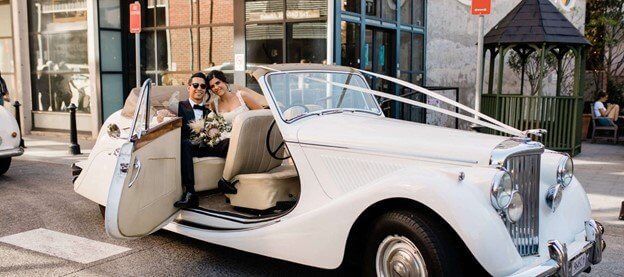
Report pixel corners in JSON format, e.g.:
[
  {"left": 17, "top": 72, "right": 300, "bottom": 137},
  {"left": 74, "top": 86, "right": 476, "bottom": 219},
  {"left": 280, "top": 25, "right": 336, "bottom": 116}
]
[{"left": 376, "top": 235, "right": 427, "bottom": 277}]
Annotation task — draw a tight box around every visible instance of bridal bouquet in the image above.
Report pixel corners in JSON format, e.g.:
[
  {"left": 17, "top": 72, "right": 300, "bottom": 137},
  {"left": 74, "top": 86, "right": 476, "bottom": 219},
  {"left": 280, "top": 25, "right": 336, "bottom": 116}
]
[{"left": 188, "top": 112, "right": 232, "bottom": 147}]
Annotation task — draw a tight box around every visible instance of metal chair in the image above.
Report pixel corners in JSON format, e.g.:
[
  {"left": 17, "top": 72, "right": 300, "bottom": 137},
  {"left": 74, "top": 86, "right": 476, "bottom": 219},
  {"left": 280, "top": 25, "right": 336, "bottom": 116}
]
[{"left": 590, "top": 103, "right": 618, "bottom": 144}]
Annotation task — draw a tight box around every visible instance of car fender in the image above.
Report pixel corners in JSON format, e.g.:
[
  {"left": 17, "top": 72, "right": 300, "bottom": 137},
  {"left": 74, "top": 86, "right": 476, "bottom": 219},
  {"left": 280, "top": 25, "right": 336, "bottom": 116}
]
[{"left": 167, "top": 165, "right": 521, "bottom": 275}]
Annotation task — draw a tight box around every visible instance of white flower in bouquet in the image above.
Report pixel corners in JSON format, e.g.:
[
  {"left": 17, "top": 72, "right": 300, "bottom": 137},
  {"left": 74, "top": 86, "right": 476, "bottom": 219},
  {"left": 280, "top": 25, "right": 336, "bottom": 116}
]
[{"left": 188, "top": 112, "right": 232, "bottom": 147}]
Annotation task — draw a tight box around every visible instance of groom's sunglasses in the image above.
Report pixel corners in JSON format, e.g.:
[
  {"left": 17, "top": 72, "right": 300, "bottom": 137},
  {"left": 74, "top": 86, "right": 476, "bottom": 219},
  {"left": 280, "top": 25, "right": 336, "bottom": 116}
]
[{"left": 191, "top": 83, "right": 207, "bottom": 89}]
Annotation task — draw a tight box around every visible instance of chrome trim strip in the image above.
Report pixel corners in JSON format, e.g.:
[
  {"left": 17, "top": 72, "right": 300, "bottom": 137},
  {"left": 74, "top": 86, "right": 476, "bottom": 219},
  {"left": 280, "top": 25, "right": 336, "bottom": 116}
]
[{"left": 0, "top": 147, "right": 24, "bottom": 158}]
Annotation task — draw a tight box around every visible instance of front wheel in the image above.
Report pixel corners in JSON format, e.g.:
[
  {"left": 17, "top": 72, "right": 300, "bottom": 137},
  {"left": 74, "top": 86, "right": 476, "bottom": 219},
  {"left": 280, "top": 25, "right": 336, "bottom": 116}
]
[
  {"left": 0, "top": 157, "right": 11, "bottom": 176},
  {"left": 363, "top": 210, "right": 462, "bottom": 277}
]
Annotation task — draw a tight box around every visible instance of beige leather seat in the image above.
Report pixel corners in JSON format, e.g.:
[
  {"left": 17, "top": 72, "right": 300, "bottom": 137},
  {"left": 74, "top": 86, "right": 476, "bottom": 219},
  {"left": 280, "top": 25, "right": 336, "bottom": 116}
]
[
  {"left": 223, "top": 109, "right": 300, "bottom": 210},
  {"left": 193, "top": 157, "right": 225, "bottom": 191}
]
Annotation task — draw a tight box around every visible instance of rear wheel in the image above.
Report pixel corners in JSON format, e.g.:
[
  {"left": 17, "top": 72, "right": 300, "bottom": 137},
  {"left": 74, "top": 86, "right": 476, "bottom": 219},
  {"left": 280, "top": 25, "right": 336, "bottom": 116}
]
[
  {"left": 0, "top": 157, "right": 11, "bottom": 176},
  {"left": 362, "top": 210, "right": 462, "bottom": 277}
]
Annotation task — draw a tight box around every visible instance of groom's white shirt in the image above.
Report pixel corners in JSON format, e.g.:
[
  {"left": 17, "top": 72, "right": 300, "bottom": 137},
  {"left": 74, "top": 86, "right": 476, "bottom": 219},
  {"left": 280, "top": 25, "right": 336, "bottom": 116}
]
[{"left": 188, "top": 99, "right": 204, "bottom": 121}]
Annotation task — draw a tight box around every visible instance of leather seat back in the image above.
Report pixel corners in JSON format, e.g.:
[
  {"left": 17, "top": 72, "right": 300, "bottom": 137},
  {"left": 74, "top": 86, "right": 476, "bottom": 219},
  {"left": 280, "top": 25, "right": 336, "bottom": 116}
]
[{"left": 222, "top": 109, "right": 284, "bottom": 180}]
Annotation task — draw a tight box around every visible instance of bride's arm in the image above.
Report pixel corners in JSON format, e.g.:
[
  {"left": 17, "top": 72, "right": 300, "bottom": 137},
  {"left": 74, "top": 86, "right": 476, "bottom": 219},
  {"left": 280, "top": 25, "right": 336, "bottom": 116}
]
[{"left": 240, "top": 90, "right": 264, "bottom": 110}]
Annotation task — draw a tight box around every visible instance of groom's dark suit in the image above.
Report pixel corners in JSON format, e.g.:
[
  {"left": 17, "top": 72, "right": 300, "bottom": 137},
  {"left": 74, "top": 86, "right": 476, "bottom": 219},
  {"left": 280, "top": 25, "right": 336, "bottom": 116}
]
[{"left": 179, "top": 100, "right": 229, "bottom": 193}]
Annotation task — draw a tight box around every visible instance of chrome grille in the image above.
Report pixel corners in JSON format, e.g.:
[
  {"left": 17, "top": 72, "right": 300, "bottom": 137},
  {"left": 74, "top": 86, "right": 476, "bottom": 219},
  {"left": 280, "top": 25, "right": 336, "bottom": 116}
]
[{"left": 504, "top": 154, "right": 540, "bottom": 256}]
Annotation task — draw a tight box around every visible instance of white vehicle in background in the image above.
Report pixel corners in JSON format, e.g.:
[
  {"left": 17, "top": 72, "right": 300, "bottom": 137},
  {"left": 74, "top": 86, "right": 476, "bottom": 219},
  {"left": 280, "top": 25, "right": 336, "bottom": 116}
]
[
  {"left": 0, "top": 105, "right": 23, "bottom": 175},
  {"left": 73, "top": 64, "right": 605, "bottom": 276}
]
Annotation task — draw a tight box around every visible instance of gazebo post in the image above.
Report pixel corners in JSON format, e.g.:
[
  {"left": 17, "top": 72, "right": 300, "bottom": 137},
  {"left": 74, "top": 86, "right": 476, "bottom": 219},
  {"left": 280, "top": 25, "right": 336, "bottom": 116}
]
[
  {"left": 487, "top": 47, "right": 497, "bottom": 94},
  {"left": 496, "top": 45, "right": 507, "bottom": 122}
]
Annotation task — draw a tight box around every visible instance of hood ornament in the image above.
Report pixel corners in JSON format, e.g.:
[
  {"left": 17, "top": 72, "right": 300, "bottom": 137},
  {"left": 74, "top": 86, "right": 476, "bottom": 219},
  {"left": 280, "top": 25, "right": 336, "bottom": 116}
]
[{"left": 522, "top": 129, "right": 547, "bottom": 137}]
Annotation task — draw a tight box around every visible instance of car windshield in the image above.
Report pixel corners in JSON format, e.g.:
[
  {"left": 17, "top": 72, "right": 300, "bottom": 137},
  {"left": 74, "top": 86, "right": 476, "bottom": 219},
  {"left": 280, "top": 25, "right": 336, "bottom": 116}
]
[{"left": 266, "top": 71, "right": 381, "bottom": 122}]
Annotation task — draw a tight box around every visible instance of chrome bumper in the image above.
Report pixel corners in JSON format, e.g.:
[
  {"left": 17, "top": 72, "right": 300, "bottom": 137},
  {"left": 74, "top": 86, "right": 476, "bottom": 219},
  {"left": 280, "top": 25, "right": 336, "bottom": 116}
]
[
  {"left": 510, "top": 220, "right": 605, "bottom": 277},
  {"left": 0, "top": 147, "right": 24, "bottom": 158}
]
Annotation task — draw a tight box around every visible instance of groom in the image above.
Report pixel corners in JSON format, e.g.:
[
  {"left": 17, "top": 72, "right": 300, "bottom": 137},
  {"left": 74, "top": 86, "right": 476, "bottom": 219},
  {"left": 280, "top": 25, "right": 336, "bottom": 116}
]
[{"left": 175, "top": 72, "right": 229, "bottom": 208}]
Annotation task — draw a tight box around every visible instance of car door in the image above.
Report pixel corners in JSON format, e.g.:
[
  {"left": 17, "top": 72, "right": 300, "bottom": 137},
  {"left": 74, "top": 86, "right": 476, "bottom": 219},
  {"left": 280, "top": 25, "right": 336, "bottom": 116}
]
[{"left": 105, "top": 83, "right": 183, "bottom": 239}]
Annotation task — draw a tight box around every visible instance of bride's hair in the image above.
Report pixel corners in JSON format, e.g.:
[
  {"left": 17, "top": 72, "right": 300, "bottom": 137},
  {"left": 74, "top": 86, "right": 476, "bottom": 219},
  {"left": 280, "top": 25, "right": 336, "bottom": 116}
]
[{"left": 207, "top": 70, "right": 228, "bottom": 85}]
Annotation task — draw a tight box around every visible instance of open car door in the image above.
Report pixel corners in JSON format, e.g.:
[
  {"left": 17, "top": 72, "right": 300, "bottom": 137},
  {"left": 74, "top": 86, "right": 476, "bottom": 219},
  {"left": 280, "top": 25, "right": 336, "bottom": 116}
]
[{"left": 105, "top": 81, "right": 183, "bottom": 239}]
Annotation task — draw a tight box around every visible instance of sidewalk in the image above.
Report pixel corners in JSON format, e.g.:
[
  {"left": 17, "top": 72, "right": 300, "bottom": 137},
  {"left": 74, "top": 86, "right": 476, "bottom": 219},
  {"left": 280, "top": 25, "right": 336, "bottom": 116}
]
[
  {"left": 17, "top": 134, "right": 95, "bottom": 166},
  {"left": 14, "top": 135, "right": 624, "bottom": 226}
]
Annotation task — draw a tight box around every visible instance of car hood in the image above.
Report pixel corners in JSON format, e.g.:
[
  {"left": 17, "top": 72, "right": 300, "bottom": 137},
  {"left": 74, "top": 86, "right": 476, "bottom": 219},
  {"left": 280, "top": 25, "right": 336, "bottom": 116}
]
[{"left": 295, "top": 113, "right": 509, "bottom": 165}]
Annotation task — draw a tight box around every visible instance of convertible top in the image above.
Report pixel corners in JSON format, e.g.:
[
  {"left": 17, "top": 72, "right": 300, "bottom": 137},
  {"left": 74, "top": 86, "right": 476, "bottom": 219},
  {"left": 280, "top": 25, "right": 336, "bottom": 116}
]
[{"left": 251, "top": 63, "right": 357, "bottom": 80}]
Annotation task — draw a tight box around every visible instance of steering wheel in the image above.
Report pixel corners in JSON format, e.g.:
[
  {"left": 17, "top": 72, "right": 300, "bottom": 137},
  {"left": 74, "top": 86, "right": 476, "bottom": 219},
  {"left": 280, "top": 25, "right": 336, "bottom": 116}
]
[
  {"left": 266, "top": 120, "right": 291, "bottom": 160},
  {"left": 282, "top": 104, "right": 310, "bottom": 120}
]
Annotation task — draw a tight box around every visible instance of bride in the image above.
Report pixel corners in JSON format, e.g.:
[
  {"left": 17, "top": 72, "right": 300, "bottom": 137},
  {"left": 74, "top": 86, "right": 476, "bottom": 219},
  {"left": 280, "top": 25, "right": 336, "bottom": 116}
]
[{"left": 207, "top": 70, "right": 264, "bottom": 123}]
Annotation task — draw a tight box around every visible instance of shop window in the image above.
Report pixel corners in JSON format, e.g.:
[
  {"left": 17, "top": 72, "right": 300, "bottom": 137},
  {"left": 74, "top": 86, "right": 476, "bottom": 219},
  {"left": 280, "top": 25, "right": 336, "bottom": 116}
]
[
  {"left": 246, "top": 0, "right": 284, "bottom": 21},
  {"left": 28, "top": 0, "right": 90, "bottom": 113},
  {"left": 286, "top": 22, "right": 327, "bottom": 63},
  {"left": 341, "top": 21, "right": 361, "bottom": 68},
  {"left": 287, "top": 0, "right": 327, "bottom": 19},
  {"left": 342, "top": 0, "right": 361, "bottom": 13},
  {"left": 246, "top": 24, "right": 284, "bottom": 64}
]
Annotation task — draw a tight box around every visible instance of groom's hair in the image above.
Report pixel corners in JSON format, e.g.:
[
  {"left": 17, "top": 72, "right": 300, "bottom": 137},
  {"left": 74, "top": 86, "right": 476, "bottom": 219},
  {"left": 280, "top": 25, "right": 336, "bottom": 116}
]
[{"left": 187, "top": 72, "right": 207, "bottom": 86}]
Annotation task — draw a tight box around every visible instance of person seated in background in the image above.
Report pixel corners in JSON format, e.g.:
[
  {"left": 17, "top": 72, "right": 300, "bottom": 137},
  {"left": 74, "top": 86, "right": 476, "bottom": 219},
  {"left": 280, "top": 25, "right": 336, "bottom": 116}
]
[
  {"left": 175, "top": 72, "right": 230, "bottom": 208},
  {"left": 594, "top": 91, "right": 622, "bottom": 126},
  {"left": 207, "top": 70, "right": 264, "bottom": 124}
]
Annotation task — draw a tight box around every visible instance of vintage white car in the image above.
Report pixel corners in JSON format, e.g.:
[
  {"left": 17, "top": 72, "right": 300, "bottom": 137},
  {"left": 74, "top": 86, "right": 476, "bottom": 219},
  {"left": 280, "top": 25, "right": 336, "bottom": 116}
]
[
  {"left": 73, "top": 64, "right": 605, "bottom": 276},
  {"left": 0, "top": 105, "right": 23, "bottom": 175}
]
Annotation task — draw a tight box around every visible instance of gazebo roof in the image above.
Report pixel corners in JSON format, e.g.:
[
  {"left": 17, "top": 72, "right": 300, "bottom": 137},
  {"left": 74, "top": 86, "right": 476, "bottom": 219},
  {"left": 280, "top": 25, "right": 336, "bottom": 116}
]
[{"left": 484, "top": 0, "right": 590, "bottom": 46}]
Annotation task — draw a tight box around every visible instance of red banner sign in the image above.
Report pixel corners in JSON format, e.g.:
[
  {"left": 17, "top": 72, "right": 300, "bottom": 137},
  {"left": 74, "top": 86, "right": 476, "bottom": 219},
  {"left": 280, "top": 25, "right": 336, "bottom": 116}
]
[
  {"left": 130, "top": 2, "right": 141, "bottom": 34},
  {"left": 471, "top": 0, "right": 491, "bottom": 15}
]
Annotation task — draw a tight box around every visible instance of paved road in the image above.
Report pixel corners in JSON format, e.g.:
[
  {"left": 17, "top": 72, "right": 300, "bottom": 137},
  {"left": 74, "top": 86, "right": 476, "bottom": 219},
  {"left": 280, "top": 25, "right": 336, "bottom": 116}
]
[{"left": 0, "top": 137, "right": 623, "bottom": 276}]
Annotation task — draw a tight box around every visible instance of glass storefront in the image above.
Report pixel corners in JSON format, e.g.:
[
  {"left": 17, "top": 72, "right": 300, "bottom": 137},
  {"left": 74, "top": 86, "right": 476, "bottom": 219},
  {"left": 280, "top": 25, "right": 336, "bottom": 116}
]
[
  {"left": 142, "top": 0, "right": 234, "bottom": 86},
  {"left": 0, "top": 0, "right": 15, "bottom": 107},
  {"left": 28, "top": 0, "right": 90, "bottom": 114},
  {"left": 338, "top": 0, "right": 425, "bottom": 87},
  {"left": 245, "top": 0, "right": 328, "bottom": 90}
]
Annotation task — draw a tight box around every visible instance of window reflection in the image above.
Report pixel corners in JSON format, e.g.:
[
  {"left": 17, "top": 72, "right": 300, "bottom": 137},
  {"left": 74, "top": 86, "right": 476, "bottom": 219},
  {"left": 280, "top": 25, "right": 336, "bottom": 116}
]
[
  {"left": 341, "top": 21, "right": 360, "bottom": 68},
  {"left": 246, "top": 24, "right": 283, "bottom": 64},
  {"left": 286, "top": 22, "right": 327, "bottom": 63},
  {"left": 342, "top": 0, "right": 361, "bottom": 13},
  {"left": 28, "top": 0, "right": 90, "bottom": 113}
]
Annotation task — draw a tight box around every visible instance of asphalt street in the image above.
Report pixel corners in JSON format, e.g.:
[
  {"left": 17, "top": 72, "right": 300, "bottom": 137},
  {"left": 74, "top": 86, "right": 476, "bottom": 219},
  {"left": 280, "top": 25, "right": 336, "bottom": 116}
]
[{"left": 0, "top": 137, "right": 623, "bottom": 276}]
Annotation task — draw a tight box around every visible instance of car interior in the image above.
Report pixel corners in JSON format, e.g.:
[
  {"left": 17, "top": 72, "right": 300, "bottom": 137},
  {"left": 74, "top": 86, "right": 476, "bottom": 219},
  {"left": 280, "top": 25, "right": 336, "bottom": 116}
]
[{"left": 123, "top": 85, "right": 302, "bottom": 219}]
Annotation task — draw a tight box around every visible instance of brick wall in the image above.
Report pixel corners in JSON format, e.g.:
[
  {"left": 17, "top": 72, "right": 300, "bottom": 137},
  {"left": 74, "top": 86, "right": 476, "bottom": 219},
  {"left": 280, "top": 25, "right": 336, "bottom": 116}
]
[{"left": 157, "top": 0, "right": 234, "bottom": 85}]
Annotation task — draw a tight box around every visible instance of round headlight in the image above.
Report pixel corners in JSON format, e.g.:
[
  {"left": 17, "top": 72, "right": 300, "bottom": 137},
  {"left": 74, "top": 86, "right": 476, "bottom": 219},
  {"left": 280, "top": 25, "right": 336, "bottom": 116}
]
[
  {"left": 546, "top": 184, "right": 563, "bottom": 212},
  {"left": 505, "top": 191, "right": 524, "bottom": 223},
  {"left": 491, "top": 171, "right": 513, "bottom": 210},
  {"left": 557, "top": 155, "right": 574, "bottom": 187}
]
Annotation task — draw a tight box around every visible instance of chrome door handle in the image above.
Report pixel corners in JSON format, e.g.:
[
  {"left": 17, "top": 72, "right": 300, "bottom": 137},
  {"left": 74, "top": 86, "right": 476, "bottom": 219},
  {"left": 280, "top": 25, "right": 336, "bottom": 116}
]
[{"left": 127, "top": 158, "right": 142, "bottom": 188}]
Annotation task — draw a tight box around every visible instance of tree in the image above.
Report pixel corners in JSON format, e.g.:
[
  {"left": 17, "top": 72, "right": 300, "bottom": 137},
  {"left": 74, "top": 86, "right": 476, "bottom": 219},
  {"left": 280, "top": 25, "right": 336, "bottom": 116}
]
[{"left": 586, "top": 0, "right": 624, "bottom": 94}]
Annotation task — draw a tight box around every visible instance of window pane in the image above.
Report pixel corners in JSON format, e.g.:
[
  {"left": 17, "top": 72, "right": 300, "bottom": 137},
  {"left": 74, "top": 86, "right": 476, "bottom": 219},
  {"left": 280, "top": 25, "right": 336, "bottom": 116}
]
[
  {"left": 33, "top": 72, "right": 90, "bottom": 113},
  {"left": 342, "top": 0, "right": 360, "bottom": 13},
  {"left": 399, "top": 32, "right": 410, "bottom": 71},
  {"left": 100, "top": 31, "right": 122, "bottom": 72},
  {"left": 412, "top": 34, "right": 423, "bottom": 72},
  {"left": 246, "top": 0, "right": 284, "bottom": 22},
  {"left": 199, "top": 0, "right": 234, "bottom": 25},
  {"left": 382, "top": 0, "right": 396, "bottom": 21},
  {"left": 0, "top": 38, "right": 14, "bottom": 73},
  {"left": 287, "top": 22, "right": 326, "bottom": 63},
  {"left": 0, "top": 1, "right": 12, "bottom": 37},
  {"left": 99, "top": 0, "right": 120, "bottom": 29},
  {"left": 286, "top": 0, "right": 326, "bottom": 19},
  {"left": 340, "top": 21, "right": 360, "bottom": 68},
  {"left": 400, "top": 0, "right": 411, "bottom": 25},
  {"left": 246, "top": 24, "right": 283, "bottom": 64},
  {"left": 48, "top": 31, "right": 89, "bottom": 65},
  {"left": 413, "top": 0, "right": 424, "bottom": 26},
  {"left": 365, "top": 0, "right": 380, "bottom": 17},
  {"left": 364, "top": 28, "right": 372, "bottom": 71},
  {"left": 101, "top": 74, "right": 123, "bottom": 119}
]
